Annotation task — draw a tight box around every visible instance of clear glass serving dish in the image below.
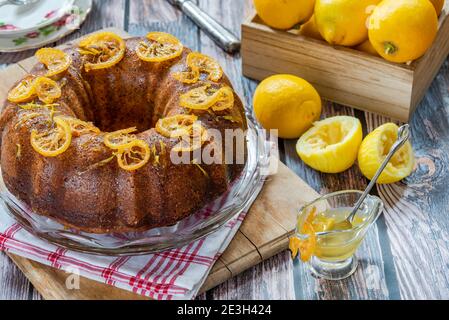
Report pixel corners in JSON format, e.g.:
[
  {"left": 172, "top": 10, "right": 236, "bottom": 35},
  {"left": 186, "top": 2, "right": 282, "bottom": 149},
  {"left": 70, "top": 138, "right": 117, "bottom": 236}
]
[{"left": 0, "top": 118, "right": 270, "bottom": 255}]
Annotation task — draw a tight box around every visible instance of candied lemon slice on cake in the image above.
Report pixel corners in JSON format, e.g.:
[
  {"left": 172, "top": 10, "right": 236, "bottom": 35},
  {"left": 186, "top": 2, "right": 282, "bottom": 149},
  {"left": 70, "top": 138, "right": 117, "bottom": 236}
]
[
  {"left": 104, "top": 127, "right": 138, "bottom": 149},
  {"left": 30, "top": 117, "right": 72, "bottom": 157},
  {"left": 78, "top": 32, "right": 126, "bottom": 71},
  {"left": 136, "top": 32, "right": 183, "bottom": 62},
  {"left": 7, "top": 75, "right": 37, "bottom": 103},
  {"left": 179, "top": 85, "right": 222, "bottom": 110},
  {"left": 186, "top": 52, "right": 223, "bottom": 82},
  {"left": 358, "top": 123, "right": 415, "bottom": 184},
  {"left": 36, "top": 48, "right": 72, "bottom": 77},
  {"left": 156, "top": 115, "right": 198, "bottom": 138},
  {"left": 211, "top": 86, "right": 234, "bottom": 112},
  {"left": 289, "top": 222, "right": 316, "bottom": 262},
  {"left": 172, "top": 123, "right": 209, "bottom": 152},
  {"left": 116, "top": 139, "right": 151, "bottom": 171},
  {"left": 34, "top": 77, "right": 61, "bottom": 104},
  {"left": 296, "top": 116, "right": 363, "bottom": 173},
  {"left": 172, "top": 67, "right": 200, "bottom": 84},
  {"left": 58, "top": 116, "right": 100, "bottom": 136}
]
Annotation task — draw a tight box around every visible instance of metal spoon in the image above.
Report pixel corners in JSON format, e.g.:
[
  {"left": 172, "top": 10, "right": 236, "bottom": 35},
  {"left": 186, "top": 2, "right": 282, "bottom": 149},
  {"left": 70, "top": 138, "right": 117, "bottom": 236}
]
[
  {"left": 337, "top": 124, "right": 411, "bottom": 229},
  {"left": 0, "top": 0, "right": 39, "bottom": 7}
]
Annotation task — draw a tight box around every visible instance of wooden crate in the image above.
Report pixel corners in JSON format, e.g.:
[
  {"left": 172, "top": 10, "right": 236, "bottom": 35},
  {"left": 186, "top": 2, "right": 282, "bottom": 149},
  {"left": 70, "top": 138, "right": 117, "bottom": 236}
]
[{"left": 242, "top": 6, "right": 449, "bottom": 122}]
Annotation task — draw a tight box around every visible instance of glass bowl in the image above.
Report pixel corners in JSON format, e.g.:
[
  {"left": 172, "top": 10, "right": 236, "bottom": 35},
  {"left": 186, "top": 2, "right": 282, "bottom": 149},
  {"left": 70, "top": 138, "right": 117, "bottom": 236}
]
[
  {"left": 294, "top": 190, "right": 384, "bottom": 280},
  {"left": 0, "top": 118, "right": 270, "bottom": 256}
]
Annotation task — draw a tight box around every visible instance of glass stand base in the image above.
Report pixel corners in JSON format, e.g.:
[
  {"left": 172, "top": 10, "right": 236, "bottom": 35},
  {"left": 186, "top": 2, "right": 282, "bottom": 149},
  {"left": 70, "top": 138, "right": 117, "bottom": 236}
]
[{"left": 309, "top": 255, "right": 358, "bottom": 280}]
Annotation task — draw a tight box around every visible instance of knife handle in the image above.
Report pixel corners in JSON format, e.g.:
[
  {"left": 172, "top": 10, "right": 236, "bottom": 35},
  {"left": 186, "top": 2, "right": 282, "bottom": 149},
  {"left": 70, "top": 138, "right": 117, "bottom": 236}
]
[{"left": 179, "top": 1, "right": 241, "bottom": 54}]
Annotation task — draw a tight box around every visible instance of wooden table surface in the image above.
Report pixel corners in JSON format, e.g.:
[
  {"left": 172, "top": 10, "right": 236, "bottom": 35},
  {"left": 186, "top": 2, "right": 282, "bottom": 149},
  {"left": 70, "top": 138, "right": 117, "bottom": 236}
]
[{"left": 1, "top": 0, "right": 449, "bottom": 300}]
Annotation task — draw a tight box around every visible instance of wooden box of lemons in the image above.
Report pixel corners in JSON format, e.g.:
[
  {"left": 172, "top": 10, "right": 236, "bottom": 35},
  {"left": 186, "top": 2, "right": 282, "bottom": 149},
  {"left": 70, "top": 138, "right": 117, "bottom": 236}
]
[
  {"left": 253, "top": 0, "right": 315, "bottom": 30},
  {"left": 253, "top": 75, "right": 322, "bottom": 139},
  {"left": 314, "top": 0, "right": 381, "bottom": 46},
  {"left": 368, "top": 0, "right": 438, "bottom": 63}
]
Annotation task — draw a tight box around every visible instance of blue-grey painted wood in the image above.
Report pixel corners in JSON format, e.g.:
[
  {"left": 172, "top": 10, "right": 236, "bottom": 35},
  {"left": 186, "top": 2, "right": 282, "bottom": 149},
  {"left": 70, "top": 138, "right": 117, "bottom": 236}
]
[{"left": 1, "top": 0, "right": 448, "bottom": 300}]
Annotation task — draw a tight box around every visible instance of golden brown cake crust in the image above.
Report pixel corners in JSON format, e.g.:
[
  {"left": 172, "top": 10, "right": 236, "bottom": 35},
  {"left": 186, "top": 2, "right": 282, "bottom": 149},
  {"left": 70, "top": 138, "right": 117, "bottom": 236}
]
[{"left": 0, "top": 35, "right": 247, "bottom": 234}]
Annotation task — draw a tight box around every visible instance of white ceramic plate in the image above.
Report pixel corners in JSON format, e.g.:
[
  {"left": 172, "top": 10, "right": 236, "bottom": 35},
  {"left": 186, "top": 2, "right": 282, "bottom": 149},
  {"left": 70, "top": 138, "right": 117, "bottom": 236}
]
[
  {"left": 0, "top": 0, "right": 75, "bottom": 36},
  {"left": 0, "top": 0, "right": 92, "bottom": 52}
]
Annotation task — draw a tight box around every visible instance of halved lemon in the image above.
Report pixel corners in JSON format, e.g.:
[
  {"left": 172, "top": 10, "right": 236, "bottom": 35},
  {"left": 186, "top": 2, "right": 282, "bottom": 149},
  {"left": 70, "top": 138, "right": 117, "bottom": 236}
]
[
  {"left": 296, "top": 116, "right": 363, "bottom": 173},
  {"left": 7, "top": 75, "right": 37, "bottom": 103},
  {"left": 155, "top": 115, "right": 198, "bottom": 138},
  {"left": 136, "top": 32, "right": 183, "bottom": 62},
  {"left": 186, "top": 52, "right": 223, "bottom": 82},
  {"left": 78, "top": 32, "right": 126, "bottom": 71},
  {"left": 34, "top": 77, "right": 61, "bottom": 104},
  {"left": 104, "top": 127, "right": 138, "bottom": 149},
  {"left": 116, "top": 139, "right": 151, "bottom": 171},
  {"left": 30, "top": 117, "right": 72, "bottom": 157},
  {"left": 358, "top": 123, "right": 414, "bottom": 184},
  {"left": 35, "top": 48, "right": 72, "bottom": 77}
]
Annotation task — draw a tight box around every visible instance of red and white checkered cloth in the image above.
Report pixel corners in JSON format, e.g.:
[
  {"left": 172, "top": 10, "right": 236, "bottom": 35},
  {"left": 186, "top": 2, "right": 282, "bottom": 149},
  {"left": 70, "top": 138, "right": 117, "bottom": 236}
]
[{"left": 0, "top": 203, "right": 252, "bottom": 300}]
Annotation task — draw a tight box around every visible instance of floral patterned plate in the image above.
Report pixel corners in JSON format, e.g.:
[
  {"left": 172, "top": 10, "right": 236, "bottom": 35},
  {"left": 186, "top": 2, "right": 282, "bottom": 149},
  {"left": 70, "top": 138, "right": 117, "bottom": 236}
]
[
  {"left": 0, "top": 0, "right": 74, "bottom": 36},
  {"left": 0, "top": 0, "right": 92, "bottom": 52}
]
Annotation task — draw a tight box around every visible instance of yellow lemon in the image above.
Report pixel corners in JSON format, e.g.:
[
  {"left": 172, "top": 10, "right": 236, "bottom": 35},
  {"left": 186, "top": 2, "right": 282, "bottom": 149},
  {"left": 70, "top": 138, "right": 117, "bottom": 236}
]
[
  {"left": 298, "top": 15, "right": 323, "bottom": 40},
  {"left": 254, "top": 75, "right": 322, "bottom": 139},
  {"left": 296, "top": 116, "right": 363, "bottom": 173},
  {"left": 355, "top": 39, "right": 380, "bottom": 56},
  {"left": 253, "top": 0, "right": 315, "bottom": 30},
  {"left": 314, "top": 0, "right": 381, "bottom": 46},
  {"left": 430, "top": 0, "right": 445, "bottom": 16},
  {"left": 358, "top": 123, "right": 414, "bottom": 184},
  {"left": 368, "top": 0, "right": 438, "bottom": 63}
]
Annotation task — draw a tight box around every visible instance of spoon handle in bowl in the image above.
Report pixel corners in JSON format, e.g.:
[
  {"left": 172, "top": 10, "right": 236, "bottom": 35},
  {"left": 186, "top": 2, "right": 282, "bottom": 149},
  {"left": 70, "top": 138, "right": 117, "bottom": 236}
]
[{"left": 348, "top": 124, "right": 410, "bottom": 222}]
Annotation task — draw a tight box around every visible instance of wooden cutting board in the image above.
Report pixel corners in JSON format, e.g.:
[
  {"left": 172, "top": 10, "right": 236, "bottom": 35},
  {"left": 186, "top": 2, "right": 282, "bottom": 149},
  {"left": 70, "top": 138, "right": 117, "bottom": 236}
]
[{"left": 0, "top": 28, "right": 319, "bottom": 300}]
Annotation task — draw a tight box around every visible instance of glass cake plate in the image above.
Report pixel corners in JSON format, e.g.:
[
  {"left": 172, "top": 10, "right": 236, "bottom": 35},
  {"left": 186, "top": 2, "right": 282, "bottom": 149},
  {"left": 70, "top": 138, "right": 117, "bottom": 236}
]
[{"left": 0, "top": 117, "right": 270, "bottom": 255}]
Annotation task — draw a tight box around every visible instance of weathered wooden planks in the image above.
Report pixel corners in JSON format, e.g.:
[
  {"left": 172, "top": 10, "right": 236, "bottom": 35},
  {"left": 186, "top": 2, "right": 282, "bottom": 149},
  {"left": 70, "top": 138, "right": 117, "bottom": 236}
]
[
  {"left": 366, "top": 109, "right": 449, "bottom": 299},
  {"left": 1, "top": 0, "right": 449, "bottom": 300}
]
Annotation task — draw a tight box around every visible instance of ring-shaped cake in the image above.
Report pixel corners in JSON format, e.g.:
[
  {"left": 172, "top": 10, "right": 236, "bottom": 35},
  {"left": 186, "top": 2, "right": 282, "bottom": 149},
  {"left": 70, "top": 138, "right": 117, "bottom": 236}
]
[{"left": 0, "top": 31, "right": 247, "bottom": 233}]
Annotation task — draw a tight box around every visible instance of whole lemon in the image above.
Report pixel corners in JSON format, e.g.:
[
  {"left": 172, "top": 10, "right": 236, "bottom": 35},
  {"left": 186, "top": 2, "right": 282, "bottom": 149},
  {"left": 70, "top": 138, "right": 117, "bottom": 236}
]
[
  {"left": 315, "top": 0, "right": 381, "bottom": 46},
  {"left": 253, "top": 0, "right": 315, "bottom": 30},
  {"left": 253, "top": 75, "right": 322, "bottom": 139},
  {"left": 298, "top": 15, "right": 323, "bottom": 40},
  {"left": 368, "top": 0, "right": 438, "bottom": 63},
  {"left": 355, "top": 39, "right": 380, "bottom": 56},
  {"left": 430, "top": 0, "right": 445, "bottom": 16}
]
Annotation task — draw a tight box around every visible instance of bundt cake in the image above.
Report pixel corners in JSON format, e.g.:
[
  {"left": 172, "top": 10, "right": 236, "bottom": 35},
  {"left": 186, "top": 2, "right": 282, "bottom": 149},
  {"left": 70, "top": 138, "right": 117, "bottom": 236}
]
[{"left": 0, "top": 31, "right": 247, "bottom": 233}]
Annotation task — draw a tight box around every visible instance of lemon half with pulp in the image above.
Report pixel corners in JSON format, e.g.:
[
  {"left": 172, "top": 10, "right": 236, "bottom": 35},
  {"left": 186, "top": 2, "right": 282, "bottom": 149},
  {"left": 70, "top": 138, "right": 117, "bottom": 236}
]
[
  {"left": 358, "top": 123, "right": 414, "bottom": 184},
  {"left": 296, "top": 116, "right": 362, "bottom": 173}
]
